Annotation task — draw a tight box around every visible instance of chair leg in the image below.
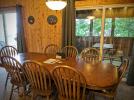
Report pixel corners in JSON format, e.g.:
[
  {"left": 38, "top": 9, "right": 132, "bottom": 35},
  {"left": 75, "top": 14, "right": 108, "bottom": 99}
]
[
  {"left": 9, "top": 84, "right": 14, "bottom": 100},
  {"left": 108, "top": 96, "right": 114, "bottom": 100},
  {"left": 21, "top": 86, "right": 26, "bottom": 98},
  {"left": 31, "top": 92, "right": 36, "bottom": 100},
  {"left": 110, "top": 97, "right": 114, "bottom": 100},
  {"left": 23, "top": 85, "right": 27, "bottom": 95},
  {"left": 25, "top": 84, "right": 31, "bottom": 96},
  {"left": 17, "top": 87, "right": 19, "bottom": 94},
  {"left": 18, "top": 87, "right": 24, "bottom": 97},
  {"left": 91, "top": 92, "right": 95, "bottom": 100},
  {"left": 46, "top": 96, "right": 49, "bottom": 100},
  {"left": 5, "top": 73, "right": 9, "bottom": 88}
]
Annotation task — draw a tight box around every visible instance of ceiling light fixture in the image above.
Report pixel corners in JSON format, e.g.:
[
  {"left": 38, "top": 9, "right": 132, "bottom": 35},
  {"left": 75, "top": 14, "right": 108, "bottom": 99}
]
[
  {"left": 46, "top": 0, "right": 67, "bottom": 10},
  {"left": 87, "top": 16, "right": 95, "bottom": 20}
]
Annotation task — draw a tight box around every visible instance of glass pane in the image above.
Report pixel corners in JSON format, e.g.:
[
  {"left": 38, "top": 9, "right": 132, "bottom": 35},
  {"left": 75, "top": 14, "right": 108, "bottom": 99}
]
[
  {"left": 105, "top": 7, "right": 134, "bottom": 37},
  {"left": 114, "top": 18, "right": 134, "bottom": 37},
  {"left": 104, "top": 18, "right": 112, "bottom": 37},
  {"left": 75, "top": 9, "right": 102, "bottom": 53},
  {"left": 0, "top": 14, "right": 5, "bottom": 42},
  {"left": 76, "top": 19, "right": 90, "bottom": 36},
  {"left": 93, "top": 18, "right": 101, "bottom": 36},
  {"left": 5, "top": 13, "right": 17, "bottom": 48}
]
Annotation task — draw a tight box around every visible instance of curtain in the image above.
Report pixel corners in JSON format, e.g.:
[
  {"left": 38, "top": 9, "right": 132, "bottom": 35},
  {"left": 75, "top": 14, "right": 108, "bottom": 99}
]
[
  {"left": 62, "top": 0, "right": 75, "bottom": 47},
  {"left": 16, "top": 5, "right": 26, "bottom": 53}
]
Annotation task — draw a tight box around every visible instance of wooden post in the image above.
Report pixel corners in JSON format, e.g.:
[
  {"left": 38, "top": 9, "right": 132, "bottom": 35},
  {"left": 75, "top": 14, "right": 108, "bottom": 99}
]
[
  {"left": 89, "top": 20, "right": 93, "bottom": 46},
  {"left": 110, "top": 18, "right": 115, "bottom": 43},
  {"left": 99, "top": 8, "right": 105, "bottom": 61}
]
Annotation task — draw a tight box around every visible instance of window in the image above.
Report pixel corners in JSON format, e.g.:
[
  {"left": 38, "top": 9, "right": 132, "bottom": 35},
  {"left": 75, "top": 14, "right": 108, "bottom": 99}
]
[
  {"left": 76, "top": 19, "right": 90, "bottom": 36},
  {"left": 93, "top": 18, "right": 101, "bottom": 36},
  {"left": 105, "top": 18, "right": 112, "bottom": 36},
  {"left": 75, "top": 5, "right": 134, "bottom": 54},
  {"left": 114, "top": 18, "right": 134, "bottom": 37},
  {"left": 0, "top": 14, "right": 5, "bottom": 42},
  {"left": 0, "top": 10, "right": 17, "bottom": 48},
  {"left": 75, "top": 7, "right": 134, "bottom": 37},
  {"left": 5, "top": 13, "right": 17, "bottom": 47}
]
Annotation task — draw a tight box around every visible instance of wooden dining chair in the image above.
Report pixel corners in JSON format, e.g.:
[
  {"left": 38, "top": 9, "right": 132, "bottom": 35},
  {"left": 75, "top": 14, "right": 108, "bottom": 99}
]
[
  {"left": 22, "top": 60, "right": 53, "bottom": 100},
  {"left": 0, "top": 46, "right": 18, "bottom": 88},
  {"left": 0, "top": 46, "right": 18, "bottom": 57},
  {"left": 44, "top": 44, "right": 60, "bottom": 56},
  {"left": 1, "top": 56, "right": 27, "bottom": 100},
  {"left": 92, "top": 59, "right": 129, "bottom": 100},
  {"left": 62, "top": 46, "right": 78, "bottom": 58},
  {"left": 80, "top": 48, "right": 99, "bottom": 63},
  {"left": 52, "top": 65, "right": 87, "bottom": 100}
]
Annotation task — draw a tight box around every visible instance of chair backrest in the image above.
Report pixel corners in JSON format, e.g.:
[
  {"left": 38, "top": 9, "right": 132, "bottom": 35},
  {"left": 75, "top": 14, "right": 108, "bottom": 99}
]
[
  {"left": 23, "top": 60, "right": 52, "bottom": 91},
  {"left": 80, "top": 48, "right": 99, "bottom": 63},
  {"left": 62, "top": 46, "right": 78, "bottom": 58},
  {"left": 44, "top": 44, "right": 60, "bottom": 56},
  {"left": 1, "top": 56, "right": 24, "bottom": 84},
  {"left": 52, "top": 65, "right": 86, "bottom": 100},
  {"left": 0, "top": 46, "right": 18, "bottom": 57},
  {"left": 118, "top": 59, "right": 129, "bottom": 82},
  {"left": 111, "top": 59, "right": 129, "bottom": 92}
]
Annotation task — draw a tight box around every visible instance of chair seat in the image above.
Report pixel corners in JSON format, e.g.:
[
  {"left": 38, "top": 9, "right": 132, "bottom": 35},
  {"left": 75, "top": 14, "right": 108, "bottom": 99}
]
[
  {"left": 10, "top": 78, "right": 28, "bottom": 87},
  {"left": 112, "top": 61, "right": 122, "bottom": 67},
  {"left": 32, "top": 88, "right": 52, "bottom": 96},
  {"left": 59, "top": 95, "right": 84, "bottom": 100},
  {"left": 10, "top": 72, "right": 28, "bottom": 87}
]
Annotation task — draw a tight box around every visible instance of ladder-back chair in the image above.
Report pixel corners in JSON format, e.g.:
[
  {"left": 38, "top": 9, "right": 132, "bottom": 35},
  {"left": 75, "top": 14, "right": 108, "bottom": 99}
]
[
  {"left": 62, "top": 46, "right": 78, "bottom": 58},
  {"left": 0, "top": 46, "right": 18, "bottom": 88},
  {"left": 92, "top": 59, "right": 129, "bottom": 100},
  {"left": 44, "top": 44, "right": 60, "bottom": 56},
  {"left": 80, "top": 48, "right": 99, "bottom": 63},
  {"left": 1, "top": 56, "right": 27, "bottom": 100},
  {"left": 23, "top": 60, "right": 52, "bottom": 100},
  {"left": 52, "top": 65, "right": 87, "bottom": 100}
]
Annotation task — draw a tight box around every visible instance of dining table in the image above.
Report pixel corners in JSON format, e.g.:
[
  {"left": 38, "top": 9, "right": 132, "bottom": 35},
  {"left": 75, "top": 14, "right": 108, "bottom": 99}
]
[
  {"left": 92, "top": 43, "right": 113, "bottom": 49},
  {"left": 14, "top": 52, "right": 118, "bottom": 90}
]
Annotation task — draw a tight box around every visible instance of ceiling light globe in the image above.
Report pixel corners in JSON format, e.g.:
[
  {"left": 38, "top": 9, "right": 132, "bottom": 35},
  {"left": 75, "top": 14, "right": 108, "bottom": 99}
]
[{"left": 46, "top": 1, "right": 67, "bottom": 10}]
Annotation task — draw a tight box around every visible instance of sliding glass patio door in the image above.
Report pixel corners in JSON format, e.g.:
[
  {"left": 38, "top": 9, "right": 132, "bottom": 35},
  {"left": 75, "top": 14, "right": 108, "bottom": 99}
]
[{"left": 0, "top": 10, "right": 17, "bottom": 48}]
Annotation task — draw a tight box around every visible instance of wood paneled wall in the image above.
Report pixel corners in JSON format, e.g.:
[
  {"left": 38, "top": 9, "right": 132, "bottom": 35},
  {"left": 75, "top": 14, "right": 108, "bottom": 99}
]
[
  {"left": 0, "top": 0, "right": 134, "bottom": 52},
  {"left": 0, "top": 0, "right": 62, "bottom": 53},
  {"left": 75, "top": 0, "right": 134, "bottom": 8}
]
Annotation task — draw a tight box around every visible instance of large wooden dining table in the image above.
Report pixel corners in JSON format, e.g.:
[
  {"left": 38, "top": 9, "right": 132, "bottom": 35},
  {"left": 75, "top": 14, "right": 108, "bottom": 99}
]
[{"left": 15, "top": 52, "right": 118, "bottom": 90}]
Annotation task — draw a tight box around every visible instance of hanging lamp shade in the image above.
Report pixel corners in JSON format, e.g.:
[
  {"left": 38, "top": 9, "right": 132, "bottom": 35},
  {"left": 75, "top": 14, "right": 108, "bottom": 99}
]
[
  {"left": 87, "top": 16, "right": 95, "bottom": 20},
  {"left": 46, "top": 0, "right": 67, "bottom": 10}
]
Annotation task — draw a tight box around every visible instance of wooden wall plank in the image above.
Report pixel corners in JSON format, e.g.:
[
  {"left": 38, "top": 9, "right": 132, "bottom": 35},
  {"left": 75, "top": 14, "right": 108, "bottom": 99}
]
[
  {"left": 76, "top": 0, "right": 134, "bottom": 8},
  {"left": 0, "top": 0, "right": 62, "bottom": 53}
]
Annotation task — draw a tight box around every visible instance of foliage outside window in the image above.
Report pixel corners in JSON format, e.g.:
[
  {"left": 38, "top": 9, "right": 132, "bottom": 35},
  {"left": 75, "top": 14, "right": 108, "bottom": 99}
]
[
  {"left": 76, "top": 17, "right": 134, "bottom": 37},
  {"left": 105, "top": 18, "right": 112, "bottom": 36},
  {"left": 76, "top": 18, "right": 112, "bottom": 37},
  {"left": 114, "top": 18, "right": 134, "bottom": 37},
  {"left": 75, "top": 19, "right": 90, "bottom": 36},
  {"left": 92, "top": 18, "right": 101, "bottom": 36}
]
